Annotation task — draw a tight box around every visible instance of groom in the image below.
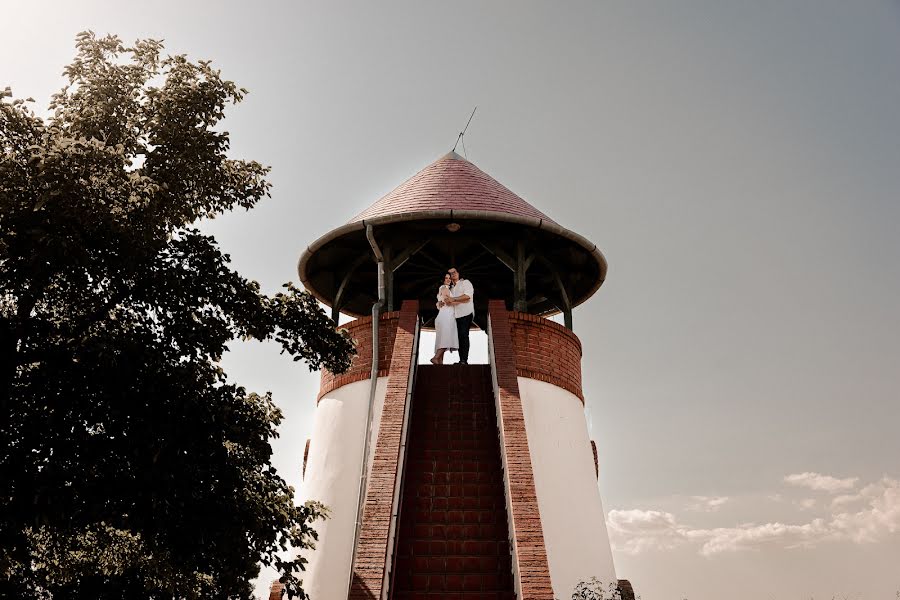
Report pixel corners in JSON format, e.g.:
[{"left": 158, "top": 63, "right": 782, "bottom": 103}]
[{"left": 446, "top": 267, "right": 474, "bottom": 365}]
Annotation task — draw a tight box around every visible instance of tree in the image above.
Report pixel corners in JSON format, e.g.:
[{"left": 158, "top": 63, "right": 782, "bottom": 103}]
[
  {"left": 0, "top": 32, "right": 355, "bottom": 599},
  {"left": 569, "top": 578, "right": 624, "bottom": 600}
]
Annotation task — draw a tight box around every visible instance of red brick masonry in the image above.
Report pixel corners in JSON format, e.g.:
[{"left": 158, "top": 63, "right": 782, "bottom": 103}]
[
  {"left": 488, "top": 300, "right": 554, "bottom": 599},
  {"left": 508, "top": 312, "right": 583, "bottom": 402},
  {"left": 350, "top": 300, "right": 419, "bottom": 600},
  {"left": 319, "top": 311, "right": 400, "bottom": 401},
  {"left": 267, "top": 581, "right": 283, "bottom": 599}
]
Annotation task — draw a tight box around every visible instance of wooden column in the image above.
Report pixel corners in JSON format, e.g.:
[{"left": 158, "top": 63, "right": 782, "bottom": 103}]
[
  {"left": 514, "top": 240, "right": 527, "bottom": 312},
  {"left": 384, "top": 245, "right": 394, "bottom": 312}
]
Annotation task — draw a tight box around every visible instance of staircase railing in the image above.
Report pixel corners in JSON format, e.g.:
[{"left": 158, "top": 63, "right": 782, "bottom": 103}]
[{"left": 381, "top": 314, "right": 420, "bottom": 599}]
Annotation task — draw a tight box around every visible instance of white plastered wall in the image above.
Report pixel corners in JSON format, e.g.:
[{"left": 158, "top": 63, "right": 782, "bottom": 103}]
[
  {"left": 296, "top": 377, "right": 387, "bottom": 599},
  {"left": 518, "top": 377, "right": 618, "bottom": 599}
]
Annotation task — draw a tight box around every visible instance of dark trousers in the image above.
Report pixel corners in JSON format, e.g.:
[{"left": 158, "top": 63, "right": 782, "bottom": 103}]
[{"left": 455, "top": 313, "right": 474, "bottom": 363}]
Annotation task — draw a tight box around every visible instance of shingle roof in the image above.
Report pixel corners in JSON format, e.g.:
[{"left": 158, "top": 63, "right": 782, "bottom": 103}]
[{"left": 349, "top": 151, "right": 556, "bottom": 225}]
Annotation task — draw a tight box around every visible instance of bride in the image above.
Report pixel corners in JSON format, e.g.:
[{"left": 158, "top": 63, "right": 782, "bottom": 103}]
[{"left": 431, "top": 272, "right": 459, "bottom": 365}]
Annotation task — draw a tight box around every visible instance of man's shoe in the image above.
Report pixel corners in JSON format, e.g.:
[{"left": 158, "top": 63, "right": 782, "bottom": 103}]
[{"left": 459, "top": 360, "right": 468, "bottom": 365}]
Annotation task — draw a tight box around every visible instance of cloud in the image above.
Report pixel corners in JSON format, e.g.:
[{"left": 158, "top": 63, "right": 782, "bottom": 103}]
[
  {"left": 831, "top": 494, "right": 861, "bottom": 507},
  {"left": 784, "top": 472, "right": 858, "bottom": 493},
  {"left": 608, "top": 477, "right": 900, "bottom": 556},
  {"left": 687, "top": 496, "right": 729, "bottom": 512},
  {"left": 606, "top": 509, "right": 688, "bottom": 554},
  {"left": 830, "top": 477, "right": 900, "bottom": 543},
  {"left": 796, "top": 498, "right": 817, "bottom": 511},
  {"left": 831, "top": 479, "right": 891, "bottom": 508},
  {"left": 691, "top": 519, "right": 831, "bottom": 556}
]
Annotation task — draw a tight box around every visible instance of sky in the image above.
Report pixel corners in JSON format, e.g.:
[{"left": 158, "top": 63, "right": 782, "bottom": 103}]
[{"left": 4, "top": 1, "right": 900, "bottom": 598}]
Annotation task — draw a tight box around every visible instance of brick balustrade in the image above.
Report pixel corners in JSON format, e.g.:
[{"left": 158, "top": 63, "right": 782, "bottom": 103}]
[
  {"left": 349, "top": 300, "right": 419, "bottom": 600},
  {"left": 488, "top": 300, "right": 554, "bottom": 600},
  {"left": 319, "top": 311, "right": 401, "bottom": 400},
  {"left": 507, "top": 311, "right": 583, "bottom": 402},
  {"left": 320, "top": 309, "right": 583, "bottom": 403}
]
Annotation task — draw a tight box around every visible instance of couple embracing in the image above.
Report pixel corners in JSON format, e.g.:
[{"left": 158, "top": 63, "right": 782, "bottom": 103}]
[{"left": 430, "top": 267, "right": 474, "bottom": 365}]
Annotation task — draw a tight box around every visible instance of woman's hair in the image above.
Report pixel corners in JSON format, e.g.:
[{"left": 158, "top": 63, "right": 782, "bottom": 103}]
[{"left": 442, "top": 273, "right": 452, "bottom": 288}]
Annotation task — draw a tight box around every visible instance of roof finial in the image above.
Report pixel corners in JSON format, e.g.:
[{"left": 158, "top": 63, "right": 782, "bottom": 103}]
[{"left": 452, "top": 106, "right": 477, "bottom": 158}]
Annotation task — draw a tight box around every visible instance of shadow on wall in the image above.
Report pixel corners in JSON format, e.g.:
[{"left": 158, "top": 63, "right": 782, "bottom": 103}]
[
  {"left": 349, "top": 574, "right": 378, "bottom": 600},
  {"left": 417, "top": 330, "right": 488, "bottom": 365}
]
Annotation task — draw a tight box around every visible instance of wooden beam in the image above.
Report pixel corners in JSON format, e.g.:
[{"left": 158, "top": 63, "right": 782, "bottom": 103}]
[
  {"left": 536, "top": 254, "right": 573, "bottom": 330},
  {"left": 416, "top": 248, "right": 446, "bottom": 270},
  {"left": 390, "top": 239, "right": 431, "bottom": 273},
  {"left": 459, "top": 248, "right": 490, "bottom": 272},
  {"left": 332, "top": 255, "right": 370, "bottom": 322},
  {"left": 384, "top": 245, "right": 394, "bottom": 311},
  {"left": 523, "top": 252, "right": 537, "bottom": 272},
  {"left": 514, "top": 240, "right": 527, "bottom": 312},
  {"left": 479, "top": 241, "right": 516, "bottom": 272}
]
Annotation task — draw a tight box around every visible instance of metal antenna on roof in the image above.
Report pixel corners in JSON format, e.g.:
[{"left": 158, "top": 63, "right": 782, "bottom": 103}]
[{"left": 452, "top": 106, "right": 477, "bottom": 158}]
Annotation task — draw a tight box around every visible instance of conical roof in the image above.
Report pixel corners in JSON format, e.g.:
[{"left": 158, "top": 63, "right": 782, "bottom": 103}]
[
  {"left": 298, "top": 152, "right": 607, "bottom": 323},
  {"left": 350, "top": 151, "right": 556, "bottom": 225}
]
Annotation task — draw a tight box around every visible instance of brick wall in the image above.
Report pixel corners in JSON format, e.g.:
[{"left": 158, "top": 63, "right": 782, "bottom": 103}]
[
  {"left": 508, "top": 312, "right": 583, "bottom": 402},
  {"left": 267, "top": 581, "right": 284, "bottom": 600},
  {"left": 488, "top": 300, "right": 555, "bottom": 600},
  {"left": 349, "top": 300, "right": 419, "bottom": 600},
  {"left": 618, "top": 579, "right": 636, "bottom": 600},
  {"left": 318, "top": 311, "right": 400, "bottom": 400}
]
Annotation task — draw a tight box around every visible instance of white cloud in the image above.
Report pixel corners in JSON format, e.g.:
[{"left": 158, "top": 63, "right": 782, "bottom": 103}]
[
  {"left": 796, "top": 498, "right": 817, "bottom": 511},
  {"left": 608, "top": 477, "right": 900, "bottom": 556},
  {"left": 606, "top": 509, "right": 688, "bottom": 554},
  {"left": 831, "top": 494, "right": 862, "bottom": 508},
  {"left": 691, "top": 519, "right": 831, "bottom": 556},
  {"left": 784, "top": 472, "right": 858, "bottom": 493},
  {"left": 830, "top": 477, "right": 900, "bottom": 544},
  {"left": 687, "top": 496, "right": 729, "bottom": 512}
]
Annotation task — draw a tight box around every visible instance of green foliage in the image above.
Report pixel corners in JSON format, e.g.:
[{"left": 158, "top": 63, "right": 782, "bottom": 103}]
[{"left": 0, "top": 32, "right": 355, "bottom": 598}]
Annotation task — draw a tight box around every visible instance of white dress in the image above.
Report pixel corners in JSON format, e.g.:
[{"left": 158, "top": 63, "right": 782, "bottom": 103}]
[{"left": 434, "top": 284, "right": 459, "bottom": 352}]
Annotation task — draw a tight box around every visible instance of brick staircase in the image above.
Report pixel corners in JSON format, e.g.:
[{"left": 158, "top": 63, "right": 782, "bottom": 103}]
[{"left": 390, "top": 364, "right": 515, "bottom": 600}]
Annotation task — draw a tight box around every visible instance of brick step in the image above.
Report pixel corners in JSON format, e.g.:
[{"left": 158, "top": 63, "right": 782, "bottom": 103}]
[
  {"left": 409, "top": 481, "right": 504, "bottom": 494},
  {"left": 404, "top": 496, "right": 507, "bottom": 511},
  {"left": 408, "top": 425, "right": 498, "bottom": 434},
  {"left": 395, "top": 554, "right": 510, "bottom": 572},
  {"left": 391, "top": 572, "right": 515, "bottom": 593},
  {"left": 408, "top": 445, "right": 501, "bottom": 455},
  {"left": 403, "top": 473, "right": 502, "bottom": 485},
  {"left": 393, "top": 592, "right": 515, "bottom": 600},
  {"left": 390, "top": 365, "right": 514, "bottom": 600},
  {"left": 408, "top": 436, "right": 502, "bottom": 445},
  {"left": 399, "top": 508, "right": 506, "bottom": 523},
  {"left": 409, "top": 417, "right": 497, "bottom": 425},
  {"left": 408, "top": 447, "right": 498, "bottom": 456},
  {"left": 398, "top": 523, "right": 510, "bottom": 540},
  {"left": 413, "top": 405, "right": 495, "bottom": 411},
  {"left": 398, "top": 539, "right": 510, "bottom": 557},
  {"left": 407, "top": 443, "right": 502, "bottom": 451},
  {"left": 409, "top": 435, "right": 501, "bottom": 446},
  {"left": 403, "top": 459, "right": 502, "bottom": 471}
]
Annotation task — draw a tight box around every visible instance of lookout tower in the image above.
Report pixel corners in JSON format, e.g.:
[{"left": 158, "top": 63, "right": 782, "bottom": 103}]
[{"left": 286, "top": 152, "right": 632, "bottom": 600}]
